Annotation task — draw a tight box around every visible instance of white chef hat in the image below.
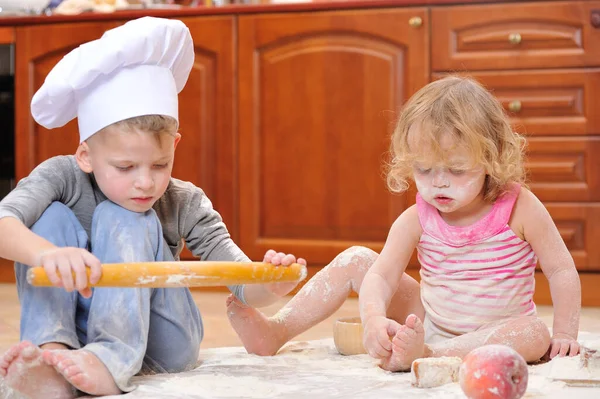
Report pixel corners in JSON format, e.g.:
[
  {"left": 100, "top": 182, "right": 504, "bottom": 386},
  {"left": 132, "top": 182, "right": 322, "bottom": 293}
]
[{"left": 30, "top": 16, "right": 194, "bottom": 143}]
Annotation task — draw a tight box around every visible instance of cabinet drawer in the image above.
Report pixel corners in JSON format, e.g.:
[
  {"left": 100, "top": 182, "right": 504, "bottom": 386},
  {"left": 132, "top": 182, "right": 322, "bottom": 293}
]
[
  {"left": 546, "top": 203, "right": 600, "bottom": 271},
  {"left": 431, "top": 1, "right": 600, "bottom": 71},
  {"left": 432, "top": 69, "right": 600, "bottom": 136},
  {"left": 526, "top": 137, "right": 600, "bottom": 202}
]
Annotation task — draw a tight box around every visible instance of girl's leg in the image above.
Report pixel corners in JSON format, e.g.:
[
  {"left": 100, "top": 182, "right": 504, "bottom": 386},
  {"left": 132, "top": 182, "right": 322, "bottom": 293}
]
[
  {"left": 227, "top": 246, "right": 424, "bottom": 356},
  {"left": 382, "top": 315, "right": 550, "bottom": 371},
  {"left": 427, "top": 315, "right": 550, "bottom": 361}
]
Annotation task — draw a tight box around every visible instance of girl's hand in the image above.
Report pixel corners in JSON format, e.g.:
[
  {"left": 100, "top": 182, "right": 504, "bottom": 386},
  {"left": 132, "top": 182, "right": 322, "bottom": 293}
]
[
  {"left": 546, "top": 332, "right": 580, "bottom": 359},
  {"left": 262, "top": 249, "right": 307, "bottom": 297},
  {"left": 35, "top": 247, "right": 102, "bottom": 298},
  {"left": 362, "top": 316, "right": 401, "bottom": 359}
]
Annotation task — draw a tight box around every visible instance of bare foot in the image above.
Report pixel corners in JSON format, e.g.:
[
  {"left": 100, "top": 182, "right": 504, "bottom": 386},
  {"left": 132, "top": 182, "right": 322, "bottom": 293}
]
[
  {"left": 0, "top": 341, "right": 23, "bottom": 377},
  {"left": 380, "top": 314, "right": 425, "bottom": 372},
  {"left": 42, "top": 349, "right": 121, "bottom": 396},
  {"left": 226, "top": 294, "right": 288, "bottom": 356},
  {"left": 3, "top": 341, "right": 74, "bottom": 399}
]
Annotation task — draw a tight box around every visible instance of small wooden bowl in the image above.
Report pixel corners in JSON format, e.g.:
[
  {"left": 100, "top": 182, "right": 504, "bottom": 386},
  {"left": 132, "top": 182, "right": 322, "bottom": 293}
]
[{"left": 333, "top": 316, "right": 367, "bottom": 356}]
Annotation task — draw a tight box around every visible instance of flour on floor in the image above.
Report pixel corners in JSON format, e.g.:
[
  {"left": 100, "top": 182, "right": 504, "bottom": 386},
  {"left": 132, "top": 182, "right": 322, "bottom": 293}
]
[{"left": 2, "top": 334, "right": 600, "bottom": 399}]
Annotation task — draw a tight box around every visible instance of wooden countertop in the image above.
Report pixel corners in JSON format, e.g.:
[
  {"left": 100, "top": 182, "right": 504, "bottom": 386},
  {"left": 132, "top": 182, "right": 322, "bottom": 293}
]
[{"left": 0, "top": 0, "right": 553, "bottom": 26}]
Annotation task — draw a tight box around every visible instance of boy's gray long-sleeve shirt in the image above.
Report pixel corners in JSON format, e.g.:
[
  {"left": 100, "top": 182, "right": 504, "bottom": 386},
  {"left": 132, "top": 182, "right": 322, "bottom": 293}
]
[{"left": 0, "top": 155, "right": 249, "bottom": 300}]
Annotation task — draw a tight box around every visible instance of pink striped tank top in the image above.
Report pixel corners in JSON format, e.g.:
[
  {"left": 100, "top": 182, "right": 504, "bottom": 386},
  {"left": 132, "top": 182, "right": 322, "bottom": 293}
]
[{"left": 416, "top": 184, "right": 537, "bottom": 335}]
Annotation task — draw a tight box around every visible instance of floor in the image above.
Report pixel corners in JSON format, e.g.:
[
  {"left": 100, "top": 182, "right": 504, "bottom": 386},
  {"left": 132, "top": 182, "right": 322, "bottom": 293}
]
[{"left": 0, "top": 284, "right": 599, "bottom": 398}]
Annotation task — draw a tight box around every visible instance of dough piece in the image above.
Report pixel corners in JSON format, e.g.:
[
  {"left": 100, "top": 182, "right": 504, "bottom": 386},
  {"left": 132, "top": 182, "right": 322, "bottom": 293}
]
[
  {"left": 411, "top": 356, "right": 462, "bottom": 388},
  {"left": 581, "top": 340, "right": 600, "bottom": 370}
]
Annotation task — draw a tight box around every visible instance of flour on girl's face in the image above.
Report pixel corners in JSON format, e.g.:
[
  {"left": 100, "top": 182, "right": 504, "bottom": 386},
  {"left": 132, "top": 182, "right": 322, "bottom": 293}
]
[
  {"left": 410, "top": 130, "right": 487, "bottom": 216},
  {"left": 414, "top": 166, "right": 486, "bottom": 214}
]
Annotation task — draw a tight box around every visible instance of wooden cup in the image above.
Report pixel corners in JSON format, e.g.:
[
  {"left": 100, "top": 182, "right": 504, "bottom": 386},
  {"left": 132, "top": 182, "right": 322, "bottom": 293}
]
[{"left": 333, "top": 316, "right": 367, "bottom": 356}]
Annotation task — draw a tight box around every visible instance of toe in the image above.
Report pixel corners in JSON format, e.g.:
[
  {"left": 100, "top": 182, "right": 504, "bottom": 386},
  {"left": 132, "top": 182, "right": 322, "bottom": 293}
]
[
  {"left": 59, "top": 362, "right": 81, "bottom": 379},
  {"left": 1, "top": 345, "right": 21, "bottom": 364},
  {"left": 405, "top": 314, "right": 418, "bottom": 328},
  {"left": 20, "top": 344, "right": 40, "bottom": 361},
  {"left": 412, "top": 316, "right": 425, "bottom": 334},
  {"left": 392, "top": 327, "right": 411, "bottom": 347},
  {"left": 41, "top": 350, "right": 60, "bottom": 367}
]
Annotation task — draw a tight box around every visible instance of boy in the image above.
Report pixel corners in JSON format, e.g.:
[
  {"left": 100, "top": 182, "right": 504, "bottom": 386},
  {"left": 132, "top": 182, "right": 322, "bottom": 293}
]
[{"left": 0, "top": 17, "right": 305, "bottom": 398}]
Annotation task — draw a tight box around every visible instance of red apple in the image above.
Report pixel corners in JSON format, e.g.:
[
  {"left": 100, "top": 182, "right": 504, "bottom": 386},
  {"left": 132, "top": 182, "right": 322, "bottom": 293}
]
[{"left": 459, "top": 344, "right": 528, "bottom": 399}]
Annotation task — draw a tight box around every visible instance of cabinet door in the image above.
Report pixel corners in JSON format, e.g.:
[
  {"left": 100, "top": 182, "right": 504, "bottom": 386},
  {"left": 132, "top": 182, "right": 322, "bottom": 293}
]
[
  {"left": 433, "top": 69, "right": 600, "bottom": 137},
  {"left": 238, "top": 9, "right": 429, "bottom": 264},
  {"left": 176, "top": 17, "right": 237, "bottom": 245},
  {"left": 15, "top": 17, "right": 237, "bottom": 247},
  {"left": 15, "top": 21, "right": 120, "bottom": 180},
  {"left": 431, "top": 70, "right": 600, "bottom": 203},
  {"left": 546, "top": 203, "right": 600, "bottom": 271},
  {"left": 431, "top": 1, "right": 600, "bottom": 71}
]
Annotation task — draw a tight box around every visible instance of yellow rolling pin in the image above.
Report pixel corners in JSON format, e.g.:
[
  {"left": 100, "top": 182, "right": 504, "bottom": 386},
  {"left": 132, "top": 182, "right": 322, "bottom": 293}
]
[{"left": 27, "top": 261, "right": 307, "bottom": 288}]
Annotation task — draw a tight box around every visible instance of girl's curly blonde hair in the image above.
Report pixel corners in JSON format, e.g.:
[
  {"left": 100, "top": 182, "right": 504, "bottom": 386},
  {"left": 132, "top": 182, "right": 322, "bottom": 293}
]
[{"left": 386, "top": 76, "right": 526, "bottom": 202}]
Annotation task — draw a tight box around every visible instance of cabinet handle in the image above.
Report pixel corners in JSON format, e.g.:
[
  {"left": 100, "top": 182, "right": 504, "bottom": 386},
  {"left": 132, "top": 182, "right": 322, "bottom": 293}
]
[
  {"left": 508, "top": 33, "right": 522, "bottom": 44},
  {"left": 409, "top": 16, "right": 423, "bottom": 28},
  {"left": 508, "top": 100, "right": 522, "bottom": 113}
]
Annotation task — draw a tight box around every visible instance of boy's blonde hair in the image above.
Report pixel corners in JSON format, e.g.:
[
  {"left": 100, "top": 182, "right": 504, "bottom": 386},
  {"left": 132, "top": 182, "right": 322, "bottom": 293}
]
[
  {"left": 387, "top": 76, "right": 526, "bottom": 202},
  {"left": 97, "top": 115, "right": 178, "bottom": 144}
]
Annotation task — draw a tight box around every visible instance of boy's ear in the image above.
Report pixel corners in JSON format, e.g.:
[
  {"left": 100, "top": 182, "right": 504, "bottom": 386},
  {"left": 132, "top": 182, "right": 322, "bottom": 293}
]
[
  {"left": 75, "top": 142, "right": 93, "bottom": 173},
  {"left": 174, "top": 133, "right": 181, "bottom": 149}
]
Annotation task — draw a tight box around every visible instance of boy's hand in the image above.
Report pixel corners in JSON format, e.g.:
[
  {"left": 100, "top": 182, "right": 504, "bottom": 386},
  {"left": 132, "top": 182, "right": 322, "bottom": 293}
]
[
  {"left": 546, "top": 332, "right": 580, "bottom": 359},
  {"left": 35, "top": 247, "right": 102, "bottom": 298},
  {"left": 262, "top": 249, "right": 307, "bottom": 297}
]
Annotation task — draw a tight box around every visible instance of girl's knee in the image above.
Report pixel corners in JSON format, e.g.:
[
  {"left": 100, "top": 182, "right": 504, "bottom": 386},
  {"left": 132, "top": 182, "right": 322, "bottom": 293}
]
[
  {"left": 328, "top": 246, "right": 378, "bottom": 292},
  {"left": 529, "top": 317, "right": 551, "bottom": 359},
  {"left": 333, "top": 246, "right": 378, "bottom": 269},
  {"left": 518, "top": 316, "right": 551, "bottom": 363},
  {"left": 486, "top": 316, "right": 550, "bottom": 362}
]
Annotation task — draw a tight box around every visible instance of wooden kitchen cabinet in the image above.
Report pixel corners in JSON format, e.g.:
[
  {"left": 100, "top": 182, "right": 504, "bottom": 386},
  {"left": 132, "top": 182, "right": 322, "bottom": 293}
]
[
  {"left": 435, "top": 69, "right": 600, "bottom": 137},
  {"left": 237, "top": 8, "right": 429, "bottom": 265},
  {"left": 14, "top": 17, "right": 238, "bottom": 248},
  {"left": 175, "top": 17, "right": 238, "bottom": 245},
  {"left": 431, "top": 1, "right": 600, "bottom": 272},
  {"left": 6, "top": 0, "right": 600, "bottom": 296},
  {"left": 546, "top": 203, "right": 600, "bottom": 271},
  {"left": 431, "top": 1, "right": 600, "bottom": 71},
  {"left": 15, "top": 21, "right": 120, "bottom": 180}
]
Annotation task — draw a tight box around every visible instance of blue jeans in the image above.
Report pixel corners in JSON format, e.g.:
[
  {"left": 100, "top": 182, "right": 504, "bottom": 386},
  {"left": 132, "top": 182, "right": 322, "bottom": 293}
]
[{"left": 15, "top": 201, "right": 203, "bottom": 391}]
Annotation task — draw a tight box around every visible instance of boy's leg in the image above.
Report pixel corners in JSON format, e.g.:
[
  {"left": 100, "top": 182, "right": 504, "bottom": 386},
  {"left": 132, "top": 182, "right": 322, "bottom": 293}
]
[
  {"left": 43, "top": 200, "right": 165, "bottom": 395},
  {"left": 227, "top": 246, "right": 424, "bottom": 356},
  {"left": 1, "top": 202, "right": 88, "bottom": 398},
  {"left": 16, "top": 202, "right": 87, "bottom": 348},
  {"left": 142, "top": 247, "right": 203, "bottom": 374}
]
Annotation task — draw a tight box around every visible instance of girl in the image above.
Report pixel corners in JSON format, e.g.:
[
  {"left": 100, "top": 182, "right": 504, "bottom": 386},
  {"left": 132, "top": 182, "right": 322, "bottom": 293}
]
[{"left": 227, "top": 76, "right": 581, "bottom": 371}]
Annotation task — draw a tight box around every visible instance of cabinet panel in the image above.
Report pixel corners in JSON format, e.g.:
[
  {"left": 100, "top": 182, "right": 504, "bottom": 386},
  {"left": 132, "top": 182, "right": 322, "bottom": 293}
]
[
  {"left": 15, "top": 17, "right": 237, "bottom": 247},
  {"left": 546, "top": 203, "right": 600, "bottom": 271},
  {"left": 15, "top": 21, "right": 121, "bottom": 179},
  {"left": 526, "top": 137, "right": 600, "bottom": 202},
  {"left": 176, "top": 16, "right": 237, "bottom": 244},
  {"left": 238, "top": 9, "right": 428, "bottom": 264},
  {"left": 432, "top": 69, "right": 600, "bottom": 136},
  {"left": 431, "top": 1, "right": 600, "bottom": 71}
]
